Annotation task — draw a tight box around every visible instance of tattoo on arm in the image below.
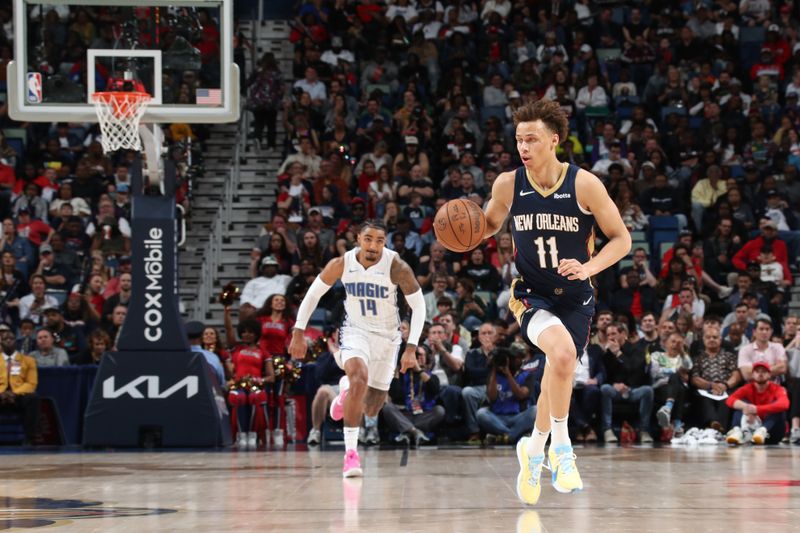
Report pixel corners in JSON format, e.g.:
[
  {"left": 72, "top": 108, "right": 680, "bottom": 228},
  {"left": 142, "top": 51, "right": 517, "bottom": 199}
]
[{"left": 391, "top": 257, "right": 421, "bottom": 295}]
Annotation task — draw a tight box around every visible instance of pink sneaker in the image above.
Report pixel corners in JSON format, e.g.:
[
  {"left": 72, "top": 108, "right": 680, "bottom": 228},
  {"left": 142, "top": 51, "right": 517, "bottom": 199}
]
[
  {"left": 342, "top": 449, "right": 362, "bottom": 478},
  {"left": 330, "top": 376, "right": 350, "bottom": 421}
]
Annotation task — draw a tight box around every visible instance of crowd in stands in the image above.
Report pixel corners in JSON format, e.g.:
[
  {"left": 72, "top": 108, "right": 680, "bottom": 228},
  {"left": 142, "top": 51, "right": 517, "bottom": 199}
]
[
  {"left": 0, "top": 3, "right": 209, "bottom": 442},
  {"left": 234, "top": 0, "right": 800, "bottom": 447}
]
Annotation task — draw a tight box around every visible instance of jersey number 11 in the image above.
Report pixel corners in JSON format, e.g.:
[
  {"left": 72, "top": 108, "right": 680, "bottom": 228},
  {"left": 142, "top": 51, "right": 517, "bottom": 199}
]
[{"left": 534, "top": 236, "right": 560, "bottom": 268}]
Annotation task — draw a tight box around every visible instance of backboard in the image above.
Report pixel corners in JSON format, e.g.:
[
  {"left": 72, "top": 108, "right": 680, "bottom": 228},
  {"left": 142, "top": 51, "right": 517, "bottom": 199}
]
[{"left": 8, "top": 0, "right": 239, "bottom": 123}]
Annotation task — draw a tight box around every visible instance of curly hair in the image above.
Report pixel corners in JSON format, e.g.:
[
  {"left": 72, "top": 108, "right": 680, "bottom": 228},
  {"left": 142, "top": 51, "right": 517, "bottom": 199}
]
[
  {"left": 512, "top": 98, "right": 569, "bottom": 143},
  {"left": 237, "top": 318, "right": 262, "bottom": 342}
]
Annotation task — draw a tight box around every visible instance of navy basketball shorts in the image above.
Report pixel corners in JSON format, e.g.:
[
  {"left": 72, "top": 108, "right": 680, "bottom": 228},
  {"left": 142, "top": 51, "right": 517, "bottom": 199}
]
[{"left": 509, "top": 279, "right": 594, "bottom": 355}]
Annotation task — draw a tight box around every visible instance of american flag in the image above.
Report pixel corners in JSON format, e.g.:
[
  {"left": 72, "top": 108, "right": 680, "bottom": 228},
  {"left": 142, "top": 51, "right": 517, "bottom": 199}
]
[{"left": 196, "top": 88, "right": 222, "bottom": 105}]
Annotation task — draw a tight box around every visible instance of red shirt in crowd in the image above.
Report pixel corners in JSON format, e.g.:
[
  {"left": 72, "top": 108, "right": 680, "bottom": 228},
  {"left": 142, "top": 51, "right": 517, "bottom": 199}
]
[
  {"left": 355, "top": 2, "right": 382, "bottom": 23},
  {"left": 750, "top": 61, "right": 784, "bottom": 81},
  {"left": 89, "top": 294, "right": 105, "bottom": 317},
  {"left": 659, "top": 247, "right": 703, "bottom": 279},
  {"left": 17, "top": 220, "right": 52, "bottom": 246},
  {"left": 258, "top": 316, "right": 294, "bottom": 357},
  {"left": 725, "top": 381, "right": 790, "bottom": 418},
  {"left": 357, "top": 171, "right": 377, "bottom": 193},
  {"left": 0, "top": 164, "right": 14, "bottom": 190},
  {"left": 732, "top": 236, "right": 793, "bottom": 283},
  {"left": 231, "top": 344, "right": 270, "bottom": 380}
]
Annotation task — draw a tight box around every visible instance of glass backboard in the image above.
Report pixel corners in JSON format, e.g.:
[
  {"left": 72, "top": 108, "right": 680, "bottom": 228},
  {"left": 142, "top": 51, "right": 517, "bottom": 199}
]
[{"left": 8, "top": 0, "right": 239, "bottom": 123}]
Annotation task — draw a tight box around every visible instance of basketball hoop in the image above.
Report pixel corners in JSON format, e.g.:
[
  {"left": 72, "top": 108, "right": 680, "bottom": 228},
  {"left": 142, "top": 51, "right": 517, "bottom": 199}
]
[{"left": 92, "top": 91, "right": 151, "bottom": 153}]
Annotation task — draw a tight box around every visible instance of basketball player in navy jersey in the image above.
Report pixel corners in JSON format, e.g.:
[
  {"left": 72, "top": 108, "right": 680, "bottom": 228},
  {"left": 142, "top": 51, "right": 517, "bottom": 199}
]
[{"left": 482, "top": 100, "right": 631, "bottom": 504}]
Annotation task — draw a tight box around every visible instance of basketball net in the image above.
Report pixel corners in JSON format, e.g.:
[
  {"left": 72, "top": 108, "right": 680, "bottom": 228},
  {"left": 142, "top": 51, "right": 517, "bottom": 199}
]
[{"left": 91, "top": 90, "right": 151, "bottom": 153}]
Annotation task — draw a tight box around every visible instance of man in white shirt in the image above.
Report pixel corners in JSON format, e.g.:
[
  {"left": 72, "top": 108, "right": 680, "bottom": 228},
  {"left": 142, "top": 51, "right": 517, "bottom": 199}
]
[
  {"left": 575, "top": 75, "right": 608, "bottom": 110},
  {"left": 786, "top": 65, "right": 800, "bottom": 99},
  {"left": 737, "top": 318, "right": 788, "bottom": 381},
  {"left": 19, "top": 274, "right": 59, "bottom": 326},
  {"left": 386, "top": 0, "right": 418, "bottom": 22},
  {"left": 321, "top": 37, "right": 355, "bottom": 67},
  {"left": 293, "top": 67, "right": 327, "bottom": 107},
  {"left": 481, "top": 0, "right": 511, "bottom": 20},
  {"left": 719, "top": 79, "right": 752, "bottom": 115},
  {"left": 85, "top": 198, "right": 131, "bottom": 239},
  {"left": 423, "top": 273, "right": 455, "bottom": 322},
  {"left": 425, "top": 322, "right": 463, "bottom": 387},
  {"left": 590, "top": 142, "right": 632, "bottom": 177},
  {"left": 661, "top": 286, "right": 705, "bottom": 322},
  {"left": 239, "top": 255, "right": 292, "bottom": 319},
  {"left": 277, "top": 137, "right": 322, "bottom": 177},
  {"left": 438, "top": 310, "right": 470, "bottom": 353},
  {"left": 739, "top": 0, "right": 771, "bottom": 24},
  {"left": 412, "top": 8, "right": 442, "bottom": 40}
]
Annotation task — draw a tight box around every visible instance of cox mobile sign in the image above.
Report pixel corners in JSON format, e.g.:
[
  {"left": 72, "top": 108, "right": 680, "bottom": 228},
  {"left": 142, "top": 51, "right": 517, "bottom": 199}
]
[
  {"left": 83, "top": 161, "right": 230, "bottom": 447},
  {"left": 116, "top": 194, "right": 188, "bottom": 352}
]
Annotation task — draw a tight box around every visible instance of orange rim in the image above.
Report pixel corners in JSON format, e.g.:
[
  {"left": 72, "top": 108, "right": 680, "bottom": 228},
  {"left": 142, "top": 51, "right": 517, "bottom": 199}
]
[{"left": 92, "top": 91, "right": 151, "bottom": 119}]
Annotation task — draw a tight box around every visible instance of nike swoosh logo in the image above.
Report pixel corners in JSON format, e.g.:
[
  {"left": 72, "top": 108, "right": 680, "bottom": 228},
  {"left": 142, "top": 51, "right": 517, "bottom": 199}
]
[
  {"left": 582, "top": 297, "right": 592, "bottom": 305},
  {"left": 519, "top": 190, "right": 536, "bottom": 197},
  {"left": 348, "top": 269, "right": 359, "bottom": 273}
]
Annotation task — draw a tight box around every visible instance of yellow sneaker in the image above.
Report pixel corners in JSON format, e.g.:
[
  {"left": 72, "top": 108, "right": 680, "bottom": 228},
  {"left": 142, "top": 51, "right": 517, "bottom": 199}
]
[
  {"left": 548, "top": 444, "right": 583, "bottom": 493},
  {"left": 515, "top": 437, "right": 545, "bottom": 505}
]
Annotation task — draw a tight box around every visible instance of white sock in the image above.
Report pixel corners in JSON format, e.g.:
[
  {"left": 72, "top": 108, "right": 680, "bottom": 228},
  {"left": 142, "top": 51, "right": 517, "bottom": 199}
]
[
  {"left": 550, "top": 415, "right": 570, "bottom": 447},
  {"left": 364, "top": 415, "right": 377, "bottom": 428},
  {"left": 344, "top": 426, "right": 359, "bottom": 452},
  {"left": 526, "top": 425, "right": 550, "bottom": 457}
]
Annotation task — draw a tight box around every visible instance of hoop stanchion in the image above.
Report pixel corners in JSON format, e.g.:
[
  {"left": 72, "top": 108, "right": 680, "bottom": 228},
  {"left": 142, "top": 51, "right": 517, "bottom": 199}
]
[{"left": 92, "top": 91, "right": 151, "bottom": 153}]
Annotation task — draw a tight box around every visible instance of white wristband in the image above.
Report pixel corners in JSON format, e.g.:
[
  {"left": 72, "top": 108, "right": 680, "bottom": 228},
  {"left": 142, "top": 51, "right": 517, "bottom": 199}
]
[{"left": 405, "top": 289, "right": 425, "bottom": 346}]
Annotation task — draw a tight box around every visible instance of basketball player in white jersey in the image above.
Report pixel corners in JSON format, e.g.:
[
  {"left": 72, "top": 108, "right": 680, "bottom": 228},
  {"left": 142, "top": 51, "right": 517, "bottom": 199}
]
[{"left": 290, "top": 220, "right": 426, "bottom": 477}]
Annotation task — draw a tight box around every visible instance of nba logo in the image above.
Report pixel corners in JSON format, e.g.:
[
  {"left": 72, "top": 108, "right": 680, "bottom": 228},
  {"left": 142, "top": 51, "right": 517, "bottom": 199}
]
[{"left": 27, "top": 72, "right": 42, "bottom": 103}]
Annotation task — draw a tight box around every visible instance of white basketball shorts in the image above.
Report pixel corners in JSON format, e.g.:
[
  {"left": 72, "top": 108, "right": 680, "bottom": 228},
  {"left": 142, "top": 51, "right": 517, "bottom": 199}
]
[{"left": 335, "top": 326, "right": 401, "bottom": 391}]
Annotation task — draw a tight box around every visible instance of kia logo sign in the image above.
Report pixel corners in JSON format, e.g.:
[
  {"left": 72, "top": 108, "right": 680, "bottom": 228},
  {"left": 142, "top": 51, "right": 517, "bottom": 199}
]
[{"left": 102, "top": 376, "right": 199, "bottom": 399}]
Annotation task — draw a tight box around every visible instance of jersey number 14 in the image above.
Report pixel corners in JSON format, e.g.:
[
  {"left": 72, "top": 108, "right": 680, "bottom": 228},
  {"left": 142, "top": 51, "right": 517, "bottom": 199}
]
[
  {"left": 534, "top": 236, "right": 560, "bottom": 268},
  {"left": 359, "top": 298, "right": 377, "bottom": 316}
]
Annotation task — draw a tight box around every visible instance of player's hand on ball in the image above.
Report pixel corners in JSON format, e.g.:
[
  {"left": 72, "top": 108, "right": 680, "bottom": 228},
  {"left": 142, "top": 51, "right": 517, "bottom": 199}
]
[
  {"left": 399, "top": 346, "right": 417, "bottom": 374},
  {"left": 288, "top": 330, "right": 308, "bottom": 361},
  {"left": 557, "top": 258, "right": 591, "bottom": 281}
]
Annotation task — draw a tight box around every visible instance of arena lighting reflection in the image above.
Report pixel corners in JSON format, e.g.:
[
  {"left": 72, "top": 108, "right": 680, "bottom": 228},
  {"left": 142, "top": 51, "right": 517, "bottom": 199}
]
[
  {"left": 516, "top": 510, "right": 543, "bottom": 533},
  {"left": 342, "top": 477, "right": 363, "bottom": 530}
]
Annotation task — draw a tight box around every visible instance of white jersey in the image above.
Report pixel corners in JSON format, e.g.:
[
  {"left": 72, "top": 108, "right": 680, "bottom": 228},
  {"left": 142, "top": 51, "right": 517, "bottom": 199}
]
[{"left": 341, "top": 247, "right": 401, "bottom": 338}]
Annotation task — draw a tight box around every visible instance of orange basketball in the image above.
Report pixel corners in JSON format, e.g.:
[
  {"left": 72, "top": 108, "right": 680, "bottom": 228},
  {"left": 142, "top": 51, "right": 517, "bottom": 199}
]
[{"left": 434, "top": 199, "right": 487, "bottom": 252}]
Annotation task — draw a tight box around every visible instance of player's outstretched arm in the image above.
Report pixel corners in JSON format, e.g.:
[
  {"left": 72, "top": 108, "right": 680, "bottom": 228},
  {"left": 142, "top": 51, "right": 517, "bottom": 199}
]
[
  {"left": 483, "top": 171, "right": 515, "bottom": 238},
  {"left": 560, "top": 170, "right": 632, "bottom": 281},
  {"left": 288, "top": 257, "right": 344, "bottom": 360},
  {"left": 391, "top": 257, "right": 425, "bottom": 373}
]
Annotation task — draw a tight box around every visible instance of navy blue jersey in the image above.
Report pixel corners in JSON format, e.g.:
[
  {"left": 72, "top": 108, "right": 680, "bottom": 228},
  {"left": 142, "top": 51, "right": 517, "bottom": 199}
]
[{"left": 509, "top": 163, "right": 595, "bottom": 297}]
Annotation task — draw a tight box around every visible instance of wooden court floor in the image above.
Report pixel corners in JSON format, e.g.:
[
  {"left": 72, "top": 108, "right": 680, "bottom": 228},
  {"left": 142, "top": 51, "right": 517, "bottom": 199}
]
[{"left": 1, "top": 444, "right": 799, "bottom": 532}]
